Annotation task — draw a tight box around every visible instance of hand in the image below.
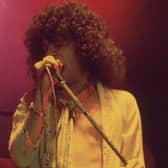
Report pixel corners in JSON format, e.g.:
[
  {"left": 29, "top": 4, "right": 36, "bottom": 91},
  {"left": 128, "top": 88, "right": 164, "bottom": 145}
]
[{"left": 34, "top": 55, "right": 63, "bottom": 95}]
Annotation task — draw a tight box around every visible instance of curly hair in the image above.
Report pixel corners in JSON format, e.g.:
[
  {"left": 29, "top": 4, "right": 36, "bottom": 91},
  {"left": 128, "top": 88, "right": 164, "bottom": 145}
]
[{"left": 24, "top": 2, "right": 126, "bottom": 88}]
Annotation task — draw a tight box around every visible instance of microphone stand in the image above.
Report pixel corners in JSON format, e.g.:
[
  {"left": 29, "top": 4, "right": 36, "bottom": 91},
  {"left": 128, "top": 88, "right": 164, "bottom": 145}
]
[{"left": 52, "top": 70, "right": 127, "bottom": 166}]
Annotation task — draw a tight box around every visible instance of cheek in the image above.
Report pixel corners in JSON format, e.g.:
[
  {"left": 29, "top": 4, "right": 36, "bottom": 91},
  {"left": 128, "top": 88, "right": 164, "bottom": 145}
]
[{"left": 60, "top": 56, "right": 82, "bottom": 77}]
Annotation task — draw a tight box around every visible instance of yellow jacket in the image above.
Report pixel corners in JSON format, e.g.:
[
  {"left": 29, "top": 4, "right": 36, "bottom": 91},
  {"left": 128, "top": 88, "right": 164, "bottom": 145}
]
[{"left": 9, "top": 83, "right": 145, "bottom": 168}]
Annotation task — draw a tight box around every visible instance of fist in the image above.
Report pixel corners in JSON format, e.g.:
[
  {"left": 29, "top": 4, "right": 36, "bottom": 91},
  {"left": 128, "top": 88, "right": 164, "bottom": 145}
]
[
  {"left": 34, "top": 55, "right": 64, "bottom": 93},
  {"left": 34, "top": 55, "right": 63, "bottom": 75}
]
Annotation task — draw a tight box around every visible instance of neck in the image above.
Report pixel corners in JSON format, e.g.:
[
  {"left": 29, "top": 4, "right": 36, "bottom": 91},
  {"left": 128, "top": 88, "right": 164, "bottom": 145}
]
[
  {"left": 56, "top": 79, "right": 92, "bottom": 101},
  {"left": 72, "top": 81, "right": 91, "bottom": 95}
]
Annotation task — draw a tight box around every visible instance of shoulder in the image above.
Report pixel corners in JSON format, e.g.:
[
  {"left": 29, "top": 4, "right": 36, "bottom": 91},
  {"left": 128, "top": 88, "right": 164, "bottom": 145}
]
[
  {"left": 13, "top": 89, "right": 36, "bottom": 117},
  {"left": 105, "top": 88, "right": 138, "bottom": 106},
  {"left": 97, "top": 82, "right": 138, "bottom": 107},
  {"left": 111, "top": 89, "right": 141, "bottom": 122},
  {"left": 107, "top": 89, "right": 140, "bottom": 118},
  {"left": 97, "top": 82, "right": 142, "bottom": 125},
  {"left": 111, "top": 89, "right": 137, "bottom": 104},
  {"left": 18, "top": 89, "right": 36, "bottom": 107}
]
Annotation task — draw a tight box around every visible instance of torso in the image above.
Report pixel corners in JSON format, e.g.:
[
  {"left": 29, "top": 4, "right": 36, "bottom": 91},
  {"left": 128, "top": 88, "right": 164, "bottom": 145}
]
[{"left": 69, "top": 90, "right": 103, "bottom": 168}]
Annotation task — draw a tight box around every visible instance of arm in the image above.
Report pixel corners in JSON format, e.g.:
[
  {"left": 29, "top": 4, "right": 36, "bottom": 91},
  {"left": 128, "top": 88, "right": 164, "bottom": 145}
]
[
  {"left": 9, "top": 73, "right": 53, "bottom": 167},
  {"left": 120, "top": 92, "right": 145, "bottom": 168},
  {"left": 8, "top": 89, "right": 45, "bottom": 167},
  {"left": 9, "top": 56, "right": 63, "bottom": 167}
]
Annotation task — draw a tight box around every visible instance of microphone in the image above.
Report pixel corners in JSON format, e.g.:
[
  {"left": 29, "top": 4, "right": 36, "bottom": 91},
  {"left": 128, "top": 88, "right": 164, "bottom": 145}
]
[{"left": 45, "top": 63, "right": 64, "bottom": 83}]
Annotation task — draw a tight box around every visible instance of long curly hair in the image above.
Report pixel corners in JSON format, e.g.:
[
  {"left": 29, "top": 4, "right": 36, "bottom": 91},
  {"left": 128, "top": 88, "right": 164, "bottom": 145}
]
[{"left": 24, "top": 2, "right": 126, "bottom": 88}]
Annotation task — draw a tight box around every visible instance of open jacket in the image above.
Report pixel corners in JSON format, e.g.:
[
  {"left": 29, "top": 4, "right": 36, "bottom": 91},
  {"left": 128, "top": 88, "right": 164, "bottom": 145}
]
[{"left": 9, "top": 83, "right": 145, "bottom": 168}]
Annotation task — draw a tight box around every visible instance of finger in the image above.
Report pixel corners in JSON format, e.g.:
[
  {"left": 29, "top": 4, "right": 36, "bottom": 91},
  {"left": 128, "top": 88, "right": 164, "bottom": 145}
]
[
  {"left": 34, "top": 60, "right": 45, "bottom": 73},
  {"left": 43, "top": 55, "right": 64, "bottom": 73},
  {"left": 34, "top": 56, "right": 56, "bottom": 75},
  {"left": 43, "top": 55, "right": 60, "bottom": 66},
  {"left": 43, "top": 55, "right": 57, "bottom": 64},
  {"left": 53, "top": 60, "right": 64, "bottom": 74}
]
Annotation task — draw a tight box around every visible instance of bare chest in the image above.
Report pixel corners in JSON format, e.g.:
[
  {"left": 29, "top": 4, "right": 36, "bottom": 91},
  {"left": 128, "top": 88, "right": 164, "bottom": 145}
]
[{"left": 70, "top": 101, "right": 103, "bottom": 168}]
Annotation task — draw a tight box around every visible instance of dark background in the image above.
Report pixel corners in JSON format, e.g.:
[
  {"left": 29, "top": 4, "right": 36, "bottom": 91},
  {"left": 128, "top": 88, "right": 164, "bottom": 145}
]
[{"left": 0, "top": 0, "right": 167, "bottom": 167}]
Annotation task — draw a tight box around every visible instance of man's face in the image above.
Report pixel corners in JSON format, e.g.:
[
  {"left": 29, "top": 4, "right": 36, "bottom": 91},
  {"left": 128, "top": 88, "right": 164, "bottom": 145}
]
[{"left": 46, "top": 41, "right": 87, "bottom": 87}]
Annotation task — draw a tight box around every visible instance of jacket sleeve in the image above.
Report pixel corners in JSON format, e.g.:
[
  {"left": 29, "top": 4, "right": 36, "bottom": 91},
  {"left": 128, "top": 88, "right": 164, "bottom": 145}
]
[
  {"left": 8, "top": 94, "right": 40, "bottom": 167},
  {"left": 120, "top": 92, "right": 145, "bottom": 168}
]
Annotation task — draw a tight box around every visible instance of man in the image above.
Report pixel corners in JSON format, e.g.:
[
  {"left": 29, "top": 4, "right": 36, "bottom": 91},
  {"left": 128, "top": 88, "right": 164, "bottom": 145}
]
[{"left": 9, "top": 2, "right": 145, "bottom": 168}]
